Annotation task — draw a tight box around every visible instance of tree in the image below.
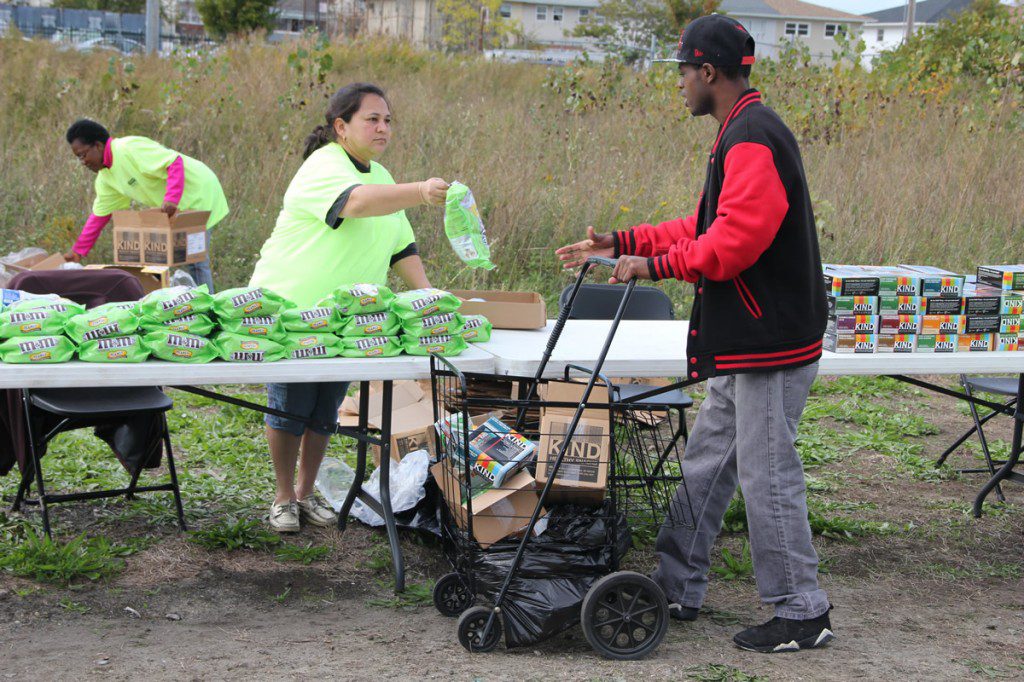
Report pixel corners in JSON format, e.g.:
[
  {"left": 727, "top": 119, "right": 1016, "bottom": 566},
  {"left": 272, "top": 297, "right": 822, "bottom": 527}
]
[
  {"left": 195, "top": 0, "right": 277, "bottom": 39},
  {"left": 436, "top": 0, "right": 519, "bottom": 52},
  {"left": 573, "top": 0, "right": 719, "bottom": 63},
  {"left": 52, "top": 0, "right": 146, "bottom": 14}
]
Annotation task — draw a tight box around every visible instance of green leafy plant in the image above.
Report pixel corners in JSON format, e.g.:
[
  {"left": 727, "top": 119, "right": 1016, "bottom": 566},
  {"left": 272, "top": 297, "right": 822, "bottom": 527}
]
[
  {"left": 711, "top": 540, "right": 752, "bottom": 581},
  {"left": 367, "top": 581, "right": 434, "bottom": 608},
  {"left": 275, "top": 542, "right": 331, "bottom": 565},
  {"left": 687, "top": 663, "right": 766, "bottom": 681},
  {"left": 188, "top": 518, "right": 281, "bottom": 551},
  {"left": 0, "top": 533, "right": 133, "bottom": 585}
]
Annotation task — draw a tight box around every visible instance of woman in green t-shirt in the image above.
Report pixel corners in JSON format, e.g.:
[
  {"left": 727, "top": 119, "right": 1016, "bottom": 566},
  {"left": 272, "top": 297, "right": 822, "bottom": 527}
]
[{"left": 250, "top": 82, "right": 448, "bottom": 533}]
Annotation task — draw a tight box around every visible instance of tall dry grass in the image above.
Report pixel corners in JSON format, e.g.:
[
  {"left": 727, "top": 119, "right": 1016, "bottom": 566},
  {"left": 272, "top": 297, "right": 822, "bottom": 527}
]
[{"left": 0, "top": 36, "right": 1021, "bottom": 309}]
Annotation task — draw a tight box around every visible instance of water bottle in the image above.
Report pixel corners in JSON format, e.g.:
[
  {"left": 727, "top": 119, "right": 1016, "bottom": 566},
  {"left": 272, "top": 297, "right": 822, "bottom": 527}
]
[{"left": 315, "top": 457, "right": 355, "bottom": 511}]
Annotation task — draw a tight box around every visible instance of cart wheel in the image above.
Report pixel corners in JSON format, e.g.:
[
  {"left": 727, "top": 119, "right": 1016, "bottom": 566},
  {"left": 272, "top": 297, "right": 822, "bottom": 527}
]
[
  {"left": 581, "top": 571, "right": 668, "bottom": 660},
  {"left": 456, "top": 606, "right": 502, "bottom": 653},
  {"left": 433, "top": 572, "right": 474, "bottom": 617}
]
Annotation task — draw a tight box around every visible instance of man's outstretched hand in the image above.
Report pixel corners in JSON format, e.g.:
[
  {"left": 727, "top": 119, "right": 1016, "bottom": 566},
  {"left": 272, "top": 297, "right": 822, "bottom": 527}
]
[{"left": 555, "top": 226, "right": 614, "bottom": 269}]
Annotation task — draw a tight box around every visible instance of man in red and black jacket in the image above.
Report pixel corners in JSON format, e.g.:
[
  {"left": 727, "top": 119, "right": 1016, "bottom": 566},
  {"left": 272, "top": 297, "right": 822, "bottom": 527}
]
[{"left": 557, "top": 14, "right": 832, "bottom": 654}]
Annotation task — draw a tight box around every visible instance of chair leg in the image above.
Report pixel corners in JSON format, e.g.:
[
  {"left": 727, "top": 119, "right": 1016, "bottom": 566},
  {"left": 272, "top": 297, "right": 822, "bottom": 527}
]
[
  {"left": 22, "top": 390, "right": 52, "bottom": 539},
  {"left": 161, "top": 417, "right": 187, "bottom": 531},
  {"left": 965, "top": 382, "right": 1006, "bottom": 503},
  {"left": 12, "top": 460, "right": 33, "bottom": 512}
]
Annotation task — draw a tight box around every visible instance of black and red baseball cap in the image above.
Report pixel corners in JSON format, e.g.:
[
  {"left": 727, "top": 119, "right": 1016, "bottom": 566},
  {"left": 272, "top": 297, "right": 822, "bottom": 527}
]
[{"left": 655, "top": 14, "right": 756, "bottom": 67}]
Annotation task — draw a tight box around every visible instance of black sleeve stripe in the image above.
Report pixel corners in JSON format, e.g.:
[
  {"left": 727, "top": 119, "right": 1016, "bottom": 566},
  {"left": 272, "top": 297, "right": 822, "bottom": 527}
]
[
  {"left": 325, "top": 184, "right": 362, "bottom": 229},
  {"left": 390, "top": 242, "right": 419, "bottom": 266}
]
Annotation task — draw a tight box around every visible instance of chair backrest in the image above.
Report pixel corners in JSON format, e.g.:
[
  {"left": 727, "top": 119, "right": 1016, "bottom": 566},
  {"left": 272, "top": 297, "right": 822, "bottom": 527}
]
[
  {"left": 9, "top": 269, "right": 144, "bottom": 307},
  {"left": 559, "top": 283, "right": 675, "bottom": 321}
]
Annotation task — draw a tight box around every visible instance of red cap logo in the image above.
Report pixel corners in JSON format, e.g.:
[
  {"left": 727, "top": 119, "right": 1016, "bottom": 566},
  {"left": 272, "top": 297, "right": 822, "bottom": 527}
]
[{"left": 694, "top": 48, "right": 704, "bottom": 57}]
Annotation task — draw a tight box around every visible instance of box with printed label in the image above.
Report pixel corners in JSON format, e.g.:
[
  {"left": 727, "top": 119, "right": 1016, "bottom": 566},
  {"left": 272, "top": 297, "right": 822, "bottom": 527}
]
[
  {"left": 962, "top": 315, "right": 1002, "bottom": 334},
  {"left": 844, "top": 265, "right": 924, "bottom": 295},
  {"left": 977, "top": 265, "right": 1024, "bottom": 292},
  {"left": 823, "top": 333, "right": 878, "bottom": 353},
  {"left": 921, "top": 315, "right": 965, "bottom": 335},
  {"left": 877, "top": 334, "right": 917, "bottom": 353},
  {"left": 958, "top": 333, "right": 994, "bottom": 352},
  {"left": 879, "top": 294, "right": 962, "bottom": 316},
  {"left": 536, "top": 381, "right": 610, "bottom": 505},
  {"left": 112, "top": 209, "right": 208, "bottom": 267},
  {"left": 898, "top": 265, "right": 966, "bottom": 297},
  {"left": 431, "top": 462, "right": 543, "bottom": 548},
  {"left": 879, "top": 315, "right": 921, "bottom": 335},
  {"left": 823, "top": 266, "right": 879, "bottom": 297},
  {"left": 827, "top": 295, "right": 878, "bottom": 316},
  {"left": 826, "top": 315, "right": 878, "bottom": 335},
  {"left": 916, "top": 334, "right": 957, "bottom": 353},
  {"left": 996, "top": 334, "right": 1019, "bottom": 352}
]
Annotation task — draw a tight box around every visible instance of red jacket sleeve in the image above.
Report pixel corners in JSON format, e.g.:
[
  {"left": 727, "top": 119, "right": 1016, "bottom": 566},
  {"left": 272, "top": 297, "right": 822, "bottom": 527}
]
[
  {"left": 649, "top": 142, "right": 789, "bottom": 283},
  {"left": 613, "top": 200, "right": 699, "bottom": 258}
]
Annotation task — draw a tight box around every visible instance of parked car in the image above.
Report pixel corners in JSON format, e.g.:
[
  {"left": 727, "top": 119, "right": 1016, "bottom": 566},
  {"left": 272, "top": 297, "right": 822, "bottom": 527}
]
[{"left": 73, "top": 35, "right": 144, "bottom": 55}]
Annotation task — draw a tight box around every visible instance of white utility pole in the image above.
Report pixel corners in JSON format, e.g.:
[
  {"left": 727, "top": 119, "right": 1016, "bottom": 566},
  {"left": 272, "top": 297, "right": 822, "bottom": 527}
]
[
  {"left": 905, "top": 0, "right": 916, "bottom": 42},
  {"left": 145, "top": 0, "right": 160, "bottom": 55}
]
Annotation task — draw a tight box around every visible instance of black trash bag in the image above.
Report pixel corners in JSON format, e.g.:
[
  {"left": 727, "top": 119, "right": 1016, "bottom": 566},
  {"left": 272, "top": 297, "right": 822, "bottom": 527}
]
[
  {"left": 393, "top": 475, "right": 442, "bottom": 537},
  {"left": 469, "top": 503, "right": 631, "bottom": 648}
]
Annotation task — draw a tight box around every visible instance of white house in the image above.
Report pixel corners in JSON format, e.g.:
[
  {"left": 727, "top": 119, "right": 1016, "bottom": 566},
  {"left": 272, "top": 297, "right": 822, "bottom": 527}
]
[
  {"left": 860, "top": 0, "right": 974, "bottom": 65},
  {"left": 718, "top": 0, "right": 868, "bottom": 65}
]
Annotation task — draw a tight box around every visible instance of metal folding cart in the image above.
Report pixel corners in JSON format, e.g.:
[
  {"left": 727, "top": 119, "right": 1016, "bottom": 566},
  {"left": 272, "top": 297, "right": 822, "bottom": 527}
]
[{"left": 428, "top": 258, "right": 697, "bottom": 660}]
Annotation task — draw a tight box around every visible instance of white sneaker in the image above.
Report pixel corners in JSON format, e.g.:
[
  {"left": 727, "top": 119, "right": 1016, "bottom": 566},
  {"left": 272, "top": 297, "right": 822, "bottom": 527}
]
[
  {"left": 297, "top": 494, "right": 337, "bottom": 527},
  {"left": 269, "top": 500, "right": 300, "bottom": 533}
]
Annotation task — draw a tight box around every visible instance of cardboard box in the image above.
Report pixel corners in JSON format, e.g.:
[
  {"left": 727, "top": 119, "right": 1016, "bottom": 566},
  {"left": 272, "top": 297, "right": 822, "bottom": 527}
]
[
  {"left": 958, "top": 333, "right": 994, "bottom": 352},
  {"left": 996, "top": 334, "right": 1019, "bottom": 352},
  {"left": 977, "top": 265, "right": 1024, "bottom": 292},
  {"left": 823, "top": 266, "right": 880, "bottom": 297},
  {"left": 826, "top": 314, "right": 879, "bottom": 335},
  {"left": 450, "top": 289, "right": 547, "bottom": 330},
  {"left": 827, "top": 295, "right": 878, "bottom": 316},
  {"left": 921, "top": 315, "right": 965, "bottom": 335},
  {"left": 823, "top": 333, "right": 878, "bottom": 353},
  {"left": 335, "top": 381, "right": 437, "bottom": 465},
  {"left": 431, "top": 462, "right": 542, "bottom": 548},
  {"left": 879, "top": 314, "right": 922, "bottom": 335},
  {"left": 916, "top": 334, "right": 957, "bottom": 353},
  {"left": 840, "top": 265, "right": 924, "bottom": 295},
  {"left": 5, "top": 251, "right": 66, "bottom": 273},
  {"left": 536, "top": 381, "right": 610, "bottom": 505},
  {"left": 112, "top": 209, "right": 208, "bottom": 267},
  {"left": 961, "top": 314, "right": 1018, "bottom": 335},
  {"left": 899, "top": 265, "right": 966, "bottom": 297},
  {"left": 84, "top": 264, "right": 170, "bottom": 294},
  {"left": 877, "top": 334, "right": 917, "bottom": 353}
]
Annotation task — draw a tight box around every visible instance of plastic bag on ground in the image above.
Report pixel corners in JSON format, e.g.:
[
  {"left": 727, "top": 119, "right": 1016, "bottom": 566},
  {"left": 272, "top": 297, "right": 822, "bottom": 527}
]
[
  {"left": 315, "top": 456, "right": 356, "bottom": 511},
  {"left": 170, "top": 269, "right": 197, "bottom": 288},
  {"left": 350, "top": 449, "right": 430, "bottom": 526}
]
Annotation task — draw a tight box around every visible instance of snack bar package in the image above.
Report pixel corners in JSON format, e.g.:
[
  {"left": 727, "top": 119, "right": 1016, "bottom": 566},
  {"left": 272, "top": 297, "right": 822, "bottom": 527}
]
[
  {"left": 211, "top": 287, "right": 288, "bottom": 320},
  {"left": 141, "top": 314, "right": 216, "bottom": 336},
  {"left": 444, "top": 181, "right": 496, "bottom": 271},
  {"left": 6, "top": 296, "right": 85, "bottom": 316},
  {"left": 0, "top": 335, "right": 76, "bottom": 363},
  {"left": 328, "top": 284, "right": 395, "bottom": 316},
  {"left": 212, "top": 332, "right": 286, "bottom": 363},
  {"left": 78, "top": 335, "right": 150, "bottom": 363},
  {"left": 282, "top": 332, "right": 344, "bottom": 360},
  {"left": 281, "top": 306, "right": 341, "bottom": 334},
  {"left": 0, "top": 304, "right": 77, "bottom": 337},
  {"left": 64, "top": 302, "right": 140, "bottom": 343},
  {"left": 143, "top": 330, "right": 219, "bottom": 363},
  {"left": 219, "top": 315, "right": 287, "bottom": 341},
  {"left": 139, "top": 285, "right": 213, "bottom": 322},
  {"left": 460, "top": 314, "right": 492, "bottom": 343},
  {"left": 401, "top": 311, "right": 464, "bottom": 338},
  {"left": 339, "top": 335, "right": 403, "bottom": 358},
  {"left": 340, "top": 311, "right": 401, "bottom": 337},
  {"left": 391, "top": 288, "right": 461, "bottom": 320},
  {"left": 401, "top": 333, "right": 468, "bottom": 356}
]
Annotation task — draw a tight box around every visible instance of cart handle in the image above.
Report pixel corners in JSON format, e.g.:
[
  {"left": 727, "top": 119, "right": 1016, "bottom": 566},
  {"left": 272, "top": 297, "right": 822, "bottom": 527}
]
[{"left": 586, "top": 256, "right": 619, "bottom": 269}]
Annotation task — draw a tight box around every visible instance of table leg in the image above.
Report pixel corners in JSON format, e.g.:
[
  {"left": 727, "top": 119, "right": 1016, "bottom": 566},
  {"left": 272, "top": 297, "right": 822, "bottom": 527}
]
[
  {"left": 972, "top": 373, "right": 1023, "bottom": 518},
  {"left": 337, "top": 381, "right": 370, "bottom": 533},
  {"left": 377, "top": 380, "right": 405, "bottom": 593}
]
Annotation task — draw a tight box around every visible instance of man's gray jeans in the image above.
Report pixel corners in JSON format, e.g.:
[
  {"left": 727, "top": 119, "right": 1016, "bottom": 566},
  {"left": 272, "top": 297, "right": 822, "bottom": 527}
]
[
  {"left": 185, "top": 230, "right": 214, "bottom": 293},
  {"left": 652, "top": 362, "right": 829, "bottom": 620}
]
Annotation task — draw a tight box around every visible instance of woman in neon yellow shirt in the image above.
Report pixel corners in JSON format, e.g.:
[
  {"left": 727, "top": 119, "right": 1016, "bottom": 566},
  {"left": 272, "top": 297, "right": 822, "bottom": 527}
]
[
  {"left": 64, "top": 119, "right": 229, "bottom": 292},
  {"left": 250, "top": 82, "right": 448, "bottom": 532}
]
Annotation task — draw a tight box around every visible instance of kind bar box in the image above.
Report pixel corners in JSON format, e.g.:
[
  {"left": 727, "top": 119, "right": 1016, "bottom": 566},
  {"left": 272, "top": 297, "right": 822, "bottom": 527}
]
[
  {"left": 958, "top": 333, "right": 993, "bottom": 352},
  {"left": 827, "top": 295, "right": 878, "bottom": 317},
  {"left": 917, "top": 334, "right": 957, "bottom": 353},
  {"left": 881, "top": 296, "right": 963, "bottom": 316},
  {"left": 879, "top": 314, "right": 922, "bottom": 335},
  {"left": 921, "top": 315, "right": 965, "bottom": 335},
  {"left": 878, "top": 334, "right": 917, "bottom": 353},
  {"left": 963, "top": 284, "right": 1024, "bottom": 315},
  {"left": 450, "top": 289, "right": 546, "bottom": 330},
  {"left": 112, "top": 209, "right": 208, "bottom": 267},
  {"left": 996, "top": 333, "right": 1019, "bottom": 352},
  {"left": 536, "top": 380, "right": 611, "bottom": 505},
  {"left": 961, "top": 315, "right": 1020, "bottom": 335},
  {"left": 823, "top": 333, "right": 877, "bottom": 353},
  {"left": 823, "top": 266, "right": 879, "bottom": 297},
  {"left": 842, "top": 265, "right": 923, "bottom": 295},
  {"left": 899, "top": 265, "right": 966, "bottom": 297},
  {"left": 977, "top": 265, "right": 1024, "bottom": 292},
  {"left": 826, "top": 315, "right": 878, "bottom": 335},
  {"left": 431, "top": 462, "right": 542, "bottom": 548}
]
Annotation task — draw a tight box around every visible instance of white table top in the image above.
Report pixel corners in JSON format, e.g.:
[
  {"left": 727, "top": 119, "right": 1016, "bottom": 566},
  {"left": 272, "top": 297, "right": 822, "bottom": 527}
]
[
  {"left": 477, "top": 320, "right": 1024, "bottom": 378},
  {"left": 0, "top": 345, "right": 495, "bottom": 389}
]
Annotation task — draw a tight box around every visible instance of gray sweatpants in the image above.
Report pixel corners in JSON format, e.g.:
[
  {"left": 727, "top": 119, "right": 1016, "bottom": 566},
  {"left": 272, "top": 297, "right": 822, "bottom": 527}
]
[{"left": 652, "top": 363, "right": 829, "bottom": 620}]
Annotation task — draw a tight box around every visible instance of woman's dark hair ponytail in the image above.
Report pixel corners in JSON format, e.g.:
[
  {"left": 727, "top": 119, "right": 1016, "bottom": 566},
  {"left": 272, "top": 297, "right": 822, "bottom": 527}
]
[{"left": 302, "top": 82, "right": 390, "bottom": 159}]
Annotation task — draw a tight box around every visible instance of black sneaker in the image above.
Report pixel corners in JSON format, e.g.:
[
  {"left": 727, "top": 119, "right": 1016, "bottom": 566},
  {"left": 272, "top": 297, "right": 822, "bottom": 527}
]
[
  {"left": 668, "top": 603, "right": 699, "bottom": 621},
  {"left": 733, "top": 612, "right": 834, "bottom": 653}
]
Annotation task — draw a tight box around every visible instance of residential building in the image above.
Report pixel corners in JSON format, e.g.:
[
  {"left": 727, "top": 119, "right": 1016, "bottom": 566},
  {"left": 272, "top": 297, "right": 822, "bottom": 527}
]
[
  {"left": 860, "top": 0, "right": 974, "bottom": 64},
  {"left": 718, "top": 0, "right": 868, "bottom": 64}
]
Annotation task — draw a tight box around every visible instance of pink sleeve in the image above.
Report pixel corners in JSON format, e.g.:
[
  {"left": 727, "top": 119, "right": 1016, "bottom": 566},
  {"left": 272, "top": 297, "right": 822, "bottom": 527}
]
[
  {"left": 164, "top": 156, "right": 184, "bottom": 205},
  {"left": 74, "top": 213, "right": 112, "bottom": 257}
]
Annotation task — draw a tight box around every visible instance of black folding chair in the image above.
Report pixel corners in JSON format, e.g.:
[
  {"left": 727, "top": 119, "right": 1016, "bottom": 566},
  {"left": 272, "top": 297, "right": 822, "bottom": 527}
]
[
  {"left": 558, "top": 282, "right": 693, "bottom": 446},
  {"left": 12, "top": 387, "right": 186, "bottom": 537},
  {"left": 935, "top": 375, "right": 1019, "bottom": 502}
]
